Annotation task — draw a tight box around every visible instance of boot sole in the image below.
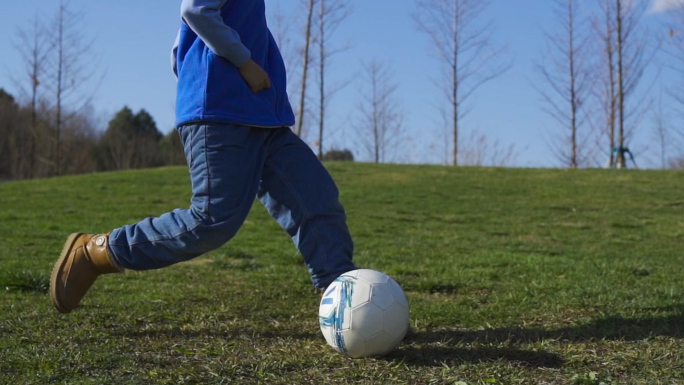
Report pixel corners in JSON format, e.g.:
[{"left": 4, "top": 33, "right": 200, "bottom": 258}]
[{"left": 50, "top": 233, "right": 83, "bottom": 314}]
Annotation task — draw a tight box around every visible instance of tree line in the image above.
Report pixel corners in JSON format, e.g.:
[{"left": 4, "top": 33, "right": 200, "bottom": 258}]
[
  {"left": 536, "top": 0, "right": 684, "bottom": 169},
  {"left": 273, "top": 0, "right": 517, "bottom": 166},
  {"left": 2, "top": 0, "right": 684, "bottom": 181},
  {"left": 0, "top": 89, "right": 186, "bottom": 181},
  {"left": 0, "top": 3, "right": 186, "bottom": 181},
  {"left": 280, "top": 0, "right": 684, "bottom": 168}
]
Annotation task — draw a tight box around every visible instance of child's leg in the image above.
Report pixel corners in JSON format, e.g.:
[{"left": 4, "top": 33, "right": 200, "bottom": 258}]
[
  {"left": 108, "top": 123, "right": 266, "bottom": 270},
  {"left": 257, "top": 127, "right": 356, "bottom": 290}
]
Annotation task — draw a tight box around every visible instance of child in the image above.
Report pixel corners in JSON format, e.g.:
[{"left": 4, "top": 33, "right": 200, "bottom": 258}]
[{"left": 50, "top": 0, "right": 357, "bottom": 313}]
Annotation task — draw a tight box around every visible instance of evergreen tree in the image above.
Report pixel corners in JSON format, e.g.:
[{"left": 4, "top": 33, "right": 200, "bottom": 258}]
[
  {"left": 160, "top": 129, "right": 186, "bottom": 166},
  {"left": 96, "top": 106, "right": 163, "bottom": 170},
  {"left": 0, "top": 89, "right": 19, "bottom": 179}
]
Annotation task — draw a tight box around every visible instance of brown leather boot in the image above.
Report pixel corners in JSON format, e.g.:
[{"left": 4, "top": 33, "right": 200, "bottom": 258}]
[{"left": 50, "top": 233, "right": 123, "bottom": 313}]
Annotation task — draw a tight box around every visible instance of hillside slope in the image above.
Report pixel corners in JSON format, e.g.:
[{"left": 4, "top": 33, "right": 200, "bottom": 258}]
[{"left": 1, "top": 164, "right": 683, "bottom": 383}]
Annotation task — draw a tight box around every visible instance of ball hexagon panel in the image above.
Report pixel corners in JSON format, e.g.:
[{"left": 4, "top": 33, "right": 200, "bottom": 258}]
[
  {"left": 349, "top": 280, "right": 372, "bottom": 308},
  {"left": 356, "top": 269, "right": 389, "bottom": 285},
  {"left": 370, "top": 283, "right": 396, "bottom": 311},
  {"left": 350, "top": 302, "right": 384, "bottom": 338},
  {"left": 364, "top": 331, "right": 396, "bottom": 356},
  {"left": 340, "top": 329, "right": 367, "bottom": 358},
  {"left": 388, "top": 278, "right": 409, "bottom": 308},
  {"left": 383, "top": 303, "right": 409, "bottom": 339}
]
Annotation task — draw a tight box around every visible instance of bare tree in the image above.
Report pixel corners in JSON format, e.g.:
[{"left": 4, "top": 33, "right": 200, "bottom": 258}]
[
  {"left": 592, "top": 0, "right": 656, "bottom": 169},
  {"left": 271, "top": 4, "right": 296, "bottom": 68},
  {"left": 271, "top": 4, "right": 303, "bottom": 114},
  {"left": 294, "top": 0, "right": 317, "bottom": 138},
  {"left": 651, "top": 91, "right": 671, "bottom": 169},
  {"left": 594, "top": 0, "right": 618, "bottom": 168},
  {"left": 459, "top": 128, "right": 518, "bottom": 167},
  {"left": 12, "top": 14, "right": 50, "bottom": 179},
  {"left": 47, "top": 1, "right": 101, "bottom": 176},
  {"left": 536, "top": 0, "right": 592, "bottom": 168},
  {"left": 429, "top": 106, "right": 517, "bottom": 166},
  {"left": 414, "top": 0, "right": 510, "bottom": 166},
  {"left": 4, "top": 6, "right": 101, "bottom": 181},
  {"left": 597, "top": 0, "right": 653, "bottom": 169},
  {"left": 353, "top": 60, "right": 405, "bottom": 163},
  {"left": 315, "top": 0, "right": 351, "bottom": 159},
  {"left": 669, "top": 157, "right": 684, "bottom": 169},
  {"left": 660, "top": 6, "right": 684, "bottom": 167},
  {"left": 667, "top": 4, "right": 684, "bottom": 138}
]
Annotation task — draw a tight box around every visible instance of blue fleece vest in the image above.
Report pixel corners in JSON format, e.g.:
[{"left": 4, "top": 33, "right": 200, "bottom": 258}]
[{"left": 175, "top": 0, "right": 295, "bottom": 127}]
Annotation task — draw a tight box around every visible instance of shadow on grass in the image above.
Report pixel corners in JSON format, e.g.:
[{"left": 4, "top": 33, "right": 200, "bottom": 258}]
[
  {"left": 107, "top": 311, "right": 683, "bottom": 369},
  {"left": 386, "top": 345, "right": 565, "bottom": 368},
  {"left": 409, "top": 313, "right": 684, "bottom": 346},
  {"left": 111, "top": 327, "right": 319, "bottom": 341},
  {"left": 388, "top": 311, "right": 684, "bottom": 368}
]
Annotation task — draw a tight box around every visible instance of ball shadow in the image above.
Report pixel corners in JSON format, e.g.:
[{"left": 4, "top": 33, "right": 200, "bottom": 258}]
[
  {"left": 384, "top": 345, "right": 565, "bottom": 368},
  {"left": 388, "top": 309, "right": 684, "bottom": 368},
  {"left": 410, "top": 312, "right": 684, "bottom": 346}
]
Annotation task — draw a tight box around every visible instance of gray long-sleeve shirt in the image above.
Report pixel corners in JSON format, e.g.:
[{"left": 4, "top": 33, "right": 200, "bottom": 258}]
[{"left": 171, "top": 0, "right": 252, "bottom": 76}]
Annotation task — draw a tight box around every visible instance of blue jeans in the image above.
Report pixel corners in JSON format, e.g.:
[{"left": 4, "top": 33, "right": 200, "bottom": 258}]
[{"left": 108, "top": 123, "right": 356, "bottom": 290}]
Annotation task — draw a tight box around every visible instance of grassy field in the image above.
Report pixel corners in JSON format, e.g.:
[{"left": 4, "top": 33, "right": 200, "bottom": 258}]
[{"left": 1, "top": 163, "right": 683, "bottom": 384}]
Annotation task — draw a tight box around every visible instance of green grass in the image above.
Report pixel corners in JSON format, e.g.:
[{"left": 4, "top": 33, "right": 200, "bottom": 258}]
[{"left": 1, "top": 163, "right": 683, "bottom": 384}]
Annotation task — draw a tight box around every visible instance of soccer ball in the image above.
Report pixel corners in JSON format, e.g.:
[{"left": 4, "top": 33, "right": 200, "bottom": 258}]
[{"left": 318, "top": 269, "right": 409, "bottom": 358}]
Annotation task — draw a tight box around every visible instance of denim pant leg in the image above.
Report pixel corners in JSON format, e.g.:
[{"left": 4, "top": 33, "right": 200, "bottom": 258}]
[
  {"left": 256, "top": 127, "right": 356, "bottom": 290},
  {"left": 108, "top": 124, "right": 265, "bottom": 270}
]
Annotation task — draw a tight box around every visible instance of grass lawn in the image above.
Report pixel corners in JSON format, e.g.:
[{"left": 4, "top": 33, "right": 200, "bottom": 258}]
[{"left": 1, "top": 163, "right": 683, "bottom": 384}]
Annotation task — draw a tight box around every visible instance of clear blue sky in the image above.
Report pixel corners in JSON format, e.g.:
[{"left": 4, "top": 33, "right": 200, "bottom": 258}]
[{"left": 0, "top": 0, "right": 681, "bottom": 167}]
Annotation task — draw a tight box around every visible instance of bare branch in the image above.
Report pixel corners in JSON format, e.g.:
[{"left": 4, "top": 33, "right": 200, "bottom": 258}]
[
  {"left": 46, "top": 1, "right": 104, "bottom": 176},
  {"left": 315, "top": 0, "right": 352, "bottom": 159},
  {"left": 414, "top": 0, "right": 511, "bottom": 166},
  {"left": 536, "top": 0, "right": 593, "bottom": 168},
  {"left": 353, "top": 60, "right": 406, "bottom": 163}
]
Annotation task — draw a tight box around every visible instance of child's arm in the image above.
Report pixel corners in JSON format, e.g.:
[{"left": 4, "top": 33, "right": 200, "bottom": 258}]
[
  {"left": 180, "top": 0, "right": 250, "bottom": 67},
  {"left": 178, "top": 0, "right": 271, "bottom": 92},
  {"left": 171, "top": 30, "right": 180, "bottom": 77}
]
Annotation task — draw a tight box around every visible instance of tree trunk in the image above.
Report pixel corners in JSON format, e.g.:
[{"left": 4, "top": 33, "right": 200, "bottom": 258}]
[
  {"left": 569, "top": 0, "right": 577, "bottom": 169},
  {"left": 616, "top": 0, "right": 625, "bottom": 169},
  {"left": 606, "top": 1, "right": 616, "bottom": 168},
  {"left": 317, "top": 0, "right": 325, "bottom": 160},
  {"left": 296, "top": 0, "right": 315, "bottom": 137},
  {"left": 29, "top": 19, "right": 41, "bottom": 179},
  {"left": 54, "top": 3, "right": 65, "bottom": 177},
  {"left": 452, "top": 2, "right": 460, "bottom": 167},
  {"left": 372, "top": 67, "right": 379, "bottom": 163}
]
